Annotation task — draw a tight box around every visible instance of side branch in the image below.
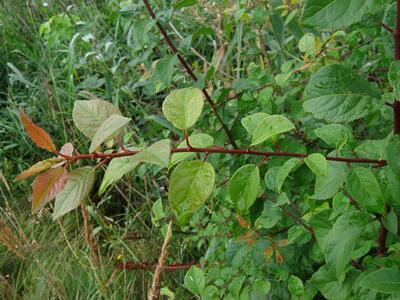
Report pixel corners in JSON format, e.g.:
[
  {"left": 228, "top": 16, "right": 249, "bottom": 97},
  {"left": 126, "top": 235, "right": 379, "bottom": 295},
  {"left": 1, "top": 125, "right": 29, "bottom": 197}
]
[
  {"left": 142, "top": 0, "right": 238, "bottom": 148},
  {"left": 62, "top": 146, "right": 387, "bottom": 166}
]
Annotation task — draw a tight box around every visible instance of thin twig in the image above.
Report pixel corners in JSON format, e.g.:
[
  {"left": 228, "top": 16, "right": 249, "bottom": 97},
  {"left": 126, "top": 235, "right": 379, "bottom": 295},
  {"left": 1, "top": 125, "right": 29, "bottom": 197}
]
[{"left": 59, "top": 146, "right": 387, "bottom": 166}]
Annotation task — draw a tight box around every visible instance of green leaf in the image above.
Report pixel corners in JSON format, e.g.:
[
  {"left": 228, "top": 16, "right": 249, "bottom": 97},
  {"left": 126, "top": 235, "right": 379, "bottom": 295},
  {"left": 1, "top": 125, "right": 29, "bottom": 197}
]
[
  {"left": 174, "top": 0, "right": 198, "bottom": 9},
  {"left": 346, "top": 167, "right": 384, "bottom": 214},
  {"left": 152, "top": 55, "right": 178, "bottom": 91},
  {"left": 152, "top": 198, "right": 166, "bottom": 222},
  {"left": 359, "top": 269, "right": 400, "bottom": 294},
  {"left": 169, "top": 160, "right": 215, "bottom": 224},
  {"left": 53, "top": 167, "right": 95, "bottom": 219},
  {"left": 301, "top": 0, "right": 383, "bottom": 30},
  {"left": 324, "top": 211, "right": 372, "bottom": 279},
  {"left": 184, "top": 266, "right": 205, "bottom": 295},
  {"left": 355, "top": 139, "right": 388, "bottom": 160},
  {"left": 252, "top": 279, "right": 271, "bottom": 297},
  {"left": 265, "top": 158, "right": 302, "bottom": 193},
  {"left": 298, "top": 33, "right": 316, "bottom": 56},
  {"left": 98, "top": 148, "right": 140, "bottom": 195},
  {"left": 383, "top": 167, "right": 400, "bottom": 208},
  {"left": 288, "top": 275, "right": 304, "bottom": 297},
  {"left": 255, "top": 201, "right": 282, "bottom": 229},
  {"left": 311, "top": 266, "right": 358, "bottom": 300},
  {"left": 129, "top": 139, "right": 170, "bottom": 168},
  {"left": 314, "top": 124, "right": 353, "bottom": 150},
  {"left": 303, "top": 64, "right": 377, "bottom": 122},
  {"left": 241, "top": 112, "right": 270, "bottom": 136},
  {"left": 170, "top": 134, "right": 214, "bottom": 168},
  {"left": 201, "top": 285, "right": 219, "bottom": 300},
  {"left": 312, "top": 160, "right": 348, "bottom": 200},
  {"left": 72, "top": 100, "right": 121, "bottom": 138},
  {"left": 162, "top": 88, "right": 204, "bottom": 130},
  {"left": 383, "top": 209, "right": 398, "bottom": 235},
  {"left": 251, "top": 115, "right": 295, "bottom": 146},
  {"left": 305, "top": 153, "right": 327, "bottom": 177},
  {"left": 98, "top": 140, "right": 170, "bottom": 195},
  {"left": 229, "top": 164, "right": 260, "bottom": 216},
  {"left": 386, "top": 135, "right": 400, "bottom": 177},
  {"left": 89, "top": 114, "right": 131, "bottom": 153}
]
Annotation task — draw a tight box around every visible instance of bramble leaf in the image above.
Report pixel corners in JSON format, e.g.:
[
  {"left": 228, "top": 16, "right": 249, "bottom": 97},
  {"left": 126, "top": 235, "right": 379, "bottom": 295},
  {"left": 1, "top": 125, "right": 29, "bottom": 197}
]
[
  {"left": 305, "top": 153, "right": 327, "bottom": 177},
  {"left": 303, "top": 64, "right": 377, "bottom": 122},
  {"left": 265, "top": 158, "right": 302, "bottom": 193},
  {"left": 250, "top": 115, "right": 295, "bottom": 146},
  {"left": 53, "top": 167, "right": 95, "bottom": 219},
  {"left": 346, "top": 167, "right": 384, "bottom": 214},
  {"left": 162, "top": 88, "right": 204, "bottom": 130},
  {"left": 302, "top": 0, "right": 384, "bottom": 30},
  {"left": 15, "top": 158, "right": 64, "bottom": 181},
  {"left": 169, "top": 160, "right": 215, "bottom": 225},
  {"left": 184, "top": 266, "right": 205, "bottom": 295},
  {"left": 359, "top": 268, "right": 400, "bottom": 294},
  {"left": 314, "top": 124, "right": 353, "bottom": 150},
  {"left": 386, "top": 135, "right": 400, "bottom": 177},
  {"left": 19, "top": 110, "right": 56, "bottom": 152},
  {"left": 73, "top": 99, "right": 121, "bottom": 138},
  {"left": 32, "top": 167, "right": 68, "bottom": 213},
  {"left": 99, "top": 140, "right": 170, "bottom": 194},
  {"left": 89, "top": 114, "right": 131, "bottom": 153},
  {"left": 229, "top": 164, "right": 260, "bottom": 215}
]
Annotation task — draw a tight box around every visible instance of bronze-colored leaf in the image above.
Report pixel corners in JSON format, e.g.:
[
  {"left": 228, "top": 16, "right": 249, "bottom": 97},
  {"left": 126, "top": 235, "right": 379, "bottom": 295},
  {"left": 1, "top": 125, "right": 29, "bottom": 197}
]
[
  {"left": 32, "top": 167, "right": 68, "bottom": 213},
  {"left": 15, "top": 158, "right": 64, "bottom": 181},
  {"left": 19, "top": 110, "right": 56, "bottom": 153},
  {"left": 58, "top": 143, "right": 74, "bottom": 157}
]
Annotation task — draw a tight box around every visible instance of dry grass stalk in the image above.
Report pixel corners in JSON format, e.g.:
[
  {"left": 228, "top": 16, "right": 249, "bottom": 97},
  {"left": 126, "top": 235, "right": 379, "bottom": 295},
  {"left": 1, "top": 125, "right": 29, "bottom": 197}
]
[
  {"left": 148, "top": 220, "right": 173, "bottom": 300},
  {"left": 80, "top": 203, "right": 100, "bottom": 267}
]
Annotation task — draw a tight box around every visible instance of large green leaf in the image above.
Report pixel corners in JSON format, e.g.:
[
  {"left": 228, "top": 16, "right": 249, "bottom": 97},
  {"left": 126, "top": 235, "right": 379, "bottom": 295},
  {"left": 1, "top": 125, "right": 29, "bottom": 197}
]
[
  {"left": 241, "top": 112, "right": 270, "bottom": 135},
  {"left": 303, "top": 64, "right": 377, "bottom": 122},
  {"left": 386, "top": 135, "right": 400, "bottom": 177},
  {"left": 229, "top": 164, "right": 260, "bottom": 215},
  {"left": 162, "top": 88, "right": 204, "bottom": 130},
  {"left": 184, "top": 266, "right": 205, "bottom": 295},
  {"left": 130, "top": 139, "right": 170, "bottom": 168},
  {"left": 359, "top": 269, "right": 400, "bottom": 294},
  {"left": 305, "top": 153, "right": 327, "bottom": 177},
  {"left": 311, "top": 266, "right": 359, "bottom": 300},
  {"left": 170, "top": 133, "right": 214, "bottom": 168},
  {"left": 265, "top": 158, "right": 303, "bottom": 193},
  {"left": 53, "top": 167, "right": 95, "bottom": 219},
  {"left": 169, "top": 160, "right": 215, "bottom": 224},
  {"left": 301, "top": 0, "right": 385, "bottom": 30},
  {"left": 251, "top": 115, "right": 295, "bottom": 146},
  {"left": 312, "top": 160, "right": 348, "bottom": 200},
  {"left": 346, "top": 167, "right": 384, "bottom": 214},
  {"left": 89, "top": 114, "right": 131, "bottom": 153},
  {"left": 72, "top": 99, "right": 120, "bottom": 138},
  {"left": 255, "top": 201, "right": 282, "bottom": 229},
  {"left": 99, "top": 140, "right": 170, "bottom": 195},
  {"left": 324, "top": 211, "right": 372, "bottom": 279},
  {"left": 314, "top": 124, "right": 353, "bottom": 150}
]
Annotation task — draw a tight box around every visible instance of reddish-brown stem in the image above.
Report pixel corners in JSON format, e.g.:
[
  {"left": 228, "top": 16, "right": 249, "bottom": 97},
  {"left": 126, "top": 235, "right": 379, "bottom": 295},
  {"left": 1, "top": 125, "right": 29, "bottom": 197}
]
[
  {"left": 280, "top": 206, "right": 315, "bottom": 237},
  {"left": 115, "top": 261, "right": 199, "bottom": 271},
  {"left": 376, "top": 0, "right": 400, "bottom": 257},
  {"left": 185, "top": 129, "right": 192, "bottom": 149},
  {"left": 381, "top": 22, "right": 394, "bottom": 34},
  {"left": 60, "top": 146, "right": 387, "bottom": 166},
  {"left": 142, "top": 0, "right": 238, "bottom": 148}
]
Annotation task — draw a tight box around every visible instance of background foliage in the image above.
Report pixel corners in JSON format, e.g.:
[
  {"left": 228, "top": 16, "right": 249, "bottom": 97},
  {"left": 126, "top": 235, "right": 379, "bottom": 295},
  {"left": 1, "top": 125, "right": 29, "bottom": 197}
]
[{"left": 1, "top": 0, "right": 400, "bottom": 299}]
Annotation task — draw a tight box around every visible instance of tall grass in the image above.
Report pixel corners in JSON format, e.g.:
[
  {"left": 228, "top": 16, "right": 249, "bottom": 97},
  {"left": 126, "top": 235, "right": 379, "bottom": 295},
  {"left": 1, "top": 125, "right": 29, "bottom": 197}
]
[{"left": 0, "top": 1, "right": 193, "bottom": 298}]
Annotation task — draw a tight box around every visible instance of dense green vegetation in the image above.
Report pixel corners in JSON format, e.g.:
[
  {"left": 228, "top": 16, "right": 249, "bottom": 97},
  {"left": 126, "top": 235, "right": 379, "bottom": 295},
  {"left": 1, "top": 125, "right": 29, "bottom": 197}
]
[{"left": 1, "top": 0, "right": 400, "bottom": 299}]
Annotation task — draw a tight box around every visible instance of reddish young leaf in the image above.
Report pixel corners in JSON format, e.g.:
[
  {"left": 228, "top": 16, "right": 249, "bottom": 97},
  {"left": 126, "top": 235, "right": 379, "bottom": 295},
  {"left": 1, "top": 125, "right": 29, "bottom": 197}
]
[
  {"left": 58, "top": 143, "right": 74, "bottom": 157},
  {"left": 32, "top": 167, "right": 68, "bottom": 213},
  {"left": 19, "top": 110, "right": 56, "bottom": 153},
  {"left": 15, "top": 158, "right": 64, "bottom": 181}
]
